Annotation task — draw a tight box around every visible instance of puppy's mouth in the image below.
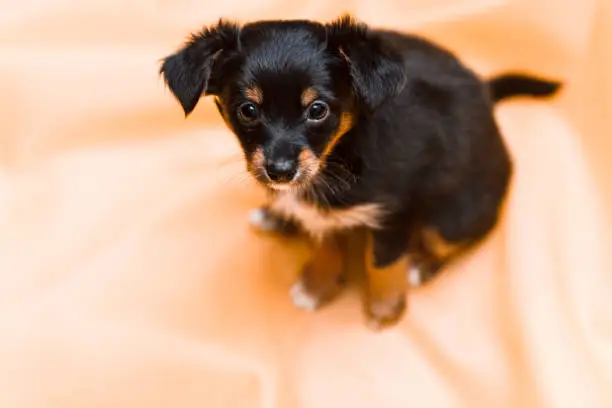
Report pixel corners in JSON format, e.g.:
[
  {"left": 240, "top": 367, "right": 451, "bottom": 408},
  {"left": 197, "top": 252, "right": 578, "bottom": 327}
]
[{"left": 248, "top": 147, "right": 321, "bottom": 191}]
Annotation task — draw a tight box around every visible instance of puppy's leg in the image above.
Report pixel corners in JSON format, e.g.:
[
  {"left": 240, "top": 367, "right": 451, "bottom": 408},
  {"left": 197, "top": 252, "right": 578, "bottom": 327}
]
[
  {"left": 414, "top": 183, "right": 505, "bottom": 283},
  {"left": 291, "top": 234, "right": 347, "bottom": 311},
  {"left": 405, "top": 227, "right": 469, "bottom": 288},
  {"left": 364, "top": 228, "right": 409, "bottom": 330},
  {"left": 408, "top": 252, "right": 445, "bottom": 287},
  {"left": 249, "top": 205, "right": 299, "bottom": 235}
]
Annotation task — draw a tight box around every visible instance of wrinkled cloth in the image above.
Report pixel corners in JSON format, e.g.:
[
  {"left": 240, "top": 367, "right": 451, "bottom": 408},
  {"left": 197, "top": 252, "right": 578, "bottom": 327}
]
[{"left": 0, "top": 0, "right": 611, "bottom": 407}]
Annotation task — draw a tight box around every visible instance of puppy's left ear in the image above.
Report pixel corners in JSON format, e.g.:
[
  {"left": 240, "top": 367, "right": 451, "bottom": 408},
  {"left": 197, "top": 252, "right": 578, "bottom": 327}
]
[
  {"left": 326, "top": 15, "right": 406, "bottom": 111},
  {"left": 160, "top": 20, "right": 240, "bottom": 116}
]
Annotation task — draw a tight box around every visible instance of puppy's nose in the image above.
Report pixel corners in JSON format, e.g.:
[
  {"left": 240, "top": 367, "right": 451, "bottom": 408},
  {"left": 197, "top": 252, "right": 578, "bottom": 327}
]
[{"left": 265, "top": 158, "right": 298, "bottom": 183}]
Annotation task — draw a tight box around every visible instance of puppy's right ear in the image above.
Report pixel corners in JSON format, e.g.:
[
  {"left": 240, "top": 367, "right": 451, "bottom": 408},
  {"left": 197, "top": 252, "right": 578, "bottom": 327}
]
[{"left": 160, "top": 20, "right": 240, "bottom": 116}]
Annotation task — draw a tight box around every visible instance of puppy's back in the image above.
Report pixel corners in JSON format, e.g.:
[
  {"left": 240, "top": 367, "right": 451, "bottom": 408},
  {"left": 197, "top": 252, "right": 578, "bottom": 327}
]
[{"left": 352, "top": 29, "right": 508, "bottom": 207}]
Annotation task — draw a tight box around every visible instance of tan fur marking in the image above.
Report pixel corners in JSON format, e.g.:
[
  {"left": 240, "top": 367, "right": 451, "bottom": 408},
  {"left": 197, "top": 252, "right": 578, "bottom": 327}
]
[
  {"left": 421, "top": 227, "right": 463, "bottom": 260},
  {"left": 364, "top": 232, "right": 408, "bottom": 329},
  {"left": 248, "top": 147, "right": 265, "bottom": 177},
  {"left": 297, "top": 148, "right": 321, "bottom": 179},
  {"left": 245, "top": 85, "right": 263, "bottom": 104},
  {"left": 249, "top": 147, "right": 326, "bottom": 191},
  {"left": 301, "top": 87, "right": 318, "bottom": 107},
  {"left": 270, "top": 193, "right": 384, "bottom": 241},
  {"left": 322, "top": 112, "right": 354, "bottom": 159}
]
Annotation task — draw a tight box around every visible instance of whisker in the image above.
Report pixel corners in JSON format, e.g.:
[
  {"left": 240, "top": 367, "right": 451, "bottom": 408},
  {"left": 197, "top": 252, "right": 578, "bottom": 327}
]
[{"left": 322, "top": 169, "right": 351, "bottom": 191}]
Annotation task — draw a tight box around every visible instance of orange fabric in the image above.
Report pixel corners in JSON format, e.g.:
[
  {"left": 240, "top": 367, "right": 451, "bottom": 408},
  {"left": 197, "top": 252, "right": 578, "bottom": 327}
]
[{"left": 1, "top": 1, "right": 611, "bottom": 407}]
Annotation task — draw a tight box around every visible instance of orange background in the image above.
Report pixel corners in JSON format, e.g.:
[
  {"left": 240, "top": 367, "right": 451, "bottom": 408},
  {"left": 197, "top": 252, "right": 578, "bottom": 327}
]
[{"left": 1, "top": 0, "right": 611, "bottom": 407}]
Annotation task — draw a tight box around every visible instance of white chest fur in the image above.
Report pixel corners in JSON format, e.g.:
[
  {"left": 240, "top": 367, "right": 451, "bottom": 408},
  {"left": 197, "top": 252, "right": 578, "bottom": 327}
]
[{"left": 269, "top": 192, "right": 384, "bottom": 240}]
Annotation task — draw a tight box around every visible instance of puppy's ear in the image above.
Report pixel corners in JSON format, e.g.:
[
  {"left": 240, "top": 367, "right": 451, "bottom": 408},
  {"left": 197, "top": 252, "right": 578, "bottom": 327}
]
[
  {"left": 326, "top": 15, "right": 406, "bottom": 111},
  {"left": 160, "top": 20, "right": 240, "bottom": 116}
]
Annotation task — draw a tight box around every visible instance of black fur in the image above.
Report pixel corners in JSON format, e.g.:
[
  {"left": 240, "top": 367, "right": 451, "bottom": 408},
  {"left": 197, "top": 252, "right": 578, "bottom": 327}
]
[
  {"left": 488, "top": 73, "right": 562, "bottom": 103},
  {"left": 325, "top": 17, "right": 407, "bottom": 110},
  {"left": 160, "top": 20, "right": 241, "bottom": 115},
  {"left": 160, "top": 15, "right": 562, "bottom": 282}
]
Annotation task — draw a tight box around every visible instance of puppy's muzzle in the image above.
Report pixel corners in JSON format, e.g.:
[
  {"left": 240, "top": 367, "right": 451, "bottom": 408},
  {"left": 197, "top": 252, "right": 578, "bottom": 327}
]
[
  {"left": 264, "top": 158, "right": 298, "bottom": 183},
  {"left": 249, "top": 147, "right": 321, "bottom": 190}
]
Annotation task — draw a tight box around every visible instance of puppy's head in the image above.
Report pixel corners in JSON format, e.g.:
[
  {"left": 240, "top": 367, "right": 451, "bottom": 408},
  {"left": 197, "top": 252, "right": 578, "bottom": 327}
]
[{"left": 160, "top": 15, "right": 405, "bottom": 191}]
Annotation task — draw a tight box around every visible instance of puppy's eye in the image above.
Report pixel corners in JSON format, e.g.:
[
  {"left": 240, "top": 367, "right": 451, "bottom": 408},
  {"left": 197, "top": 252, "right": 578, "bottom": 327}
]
[
  {"left": 306, "top": 101, "right": 329, "bottom": 121},
  {"left": 237, "top": 102, "right": 259, "bottom": 123}
]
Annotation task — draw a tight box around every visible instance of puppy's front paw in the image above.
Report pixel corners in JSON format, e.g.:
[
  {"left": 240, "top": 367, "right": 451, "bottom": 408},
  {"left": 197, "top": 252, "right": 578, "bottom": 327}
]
[
  {"left": 249, "top": 207, "right": 279, "bottom": 232},
  {"left": 248, "top": 207, "right": 298, "bottom": 235},
  {"left": 290, "top": 280, "right": 324, "bottom": 312},
  {"left": 365, "top": 294, "right": 406, "bottom": 331},
  {"left": 290, "top": 264, "right": 346, "bottom": 312}
]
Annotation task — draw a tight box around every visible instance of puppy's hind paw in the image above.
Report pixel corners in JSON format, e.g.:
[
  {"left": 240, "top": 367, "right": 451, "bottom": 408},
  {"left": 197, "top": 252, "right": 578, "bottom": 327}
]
[
  {"left": 407, "top": 259, "right": 444, "bottom": 287},
  {"left": 407, "top": 265, "right": 423, "bottom": 288}
]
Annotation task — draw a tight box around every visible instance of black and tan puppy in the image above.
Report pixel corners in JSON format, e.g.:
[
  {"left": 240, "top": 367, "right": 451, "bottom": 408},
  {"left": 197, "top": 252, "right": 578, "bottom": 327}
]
[{"left": 160, "top": 15, "right": 561, "bottom": 329}]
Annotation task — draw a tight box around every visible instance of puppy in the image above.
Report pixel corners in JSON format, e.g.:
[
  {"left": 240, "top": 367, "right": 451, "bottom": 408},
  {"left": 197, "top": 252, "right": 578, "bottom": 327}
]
[{"left": 160, "top": 15, "right": 562, "bottom": 329}]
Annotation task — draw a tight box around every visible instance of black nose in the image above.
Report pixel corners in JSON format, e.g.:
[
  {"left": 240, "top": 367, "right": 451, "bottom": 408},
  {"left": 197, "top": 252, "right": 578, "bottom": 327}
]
[{"left": 265, "top": 159, "right": 298, "bottom": 183}]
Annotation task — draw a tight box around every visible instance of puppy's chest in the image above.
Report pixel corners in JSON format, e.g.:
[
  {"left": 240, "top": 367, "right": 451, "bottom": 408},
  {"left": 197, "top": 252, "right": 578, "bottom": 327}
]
[{"left": 269, "top": 192, "right": 384, "bottom": 238}]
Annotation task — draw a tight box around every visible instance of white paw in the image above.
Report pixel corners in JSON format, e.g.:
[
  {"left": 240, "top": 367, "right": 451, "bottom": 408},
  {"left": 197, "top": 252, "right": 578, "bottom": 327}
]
[
  {"left": 408, "top": 265, "right": 422, "bottom": 288},
  {"left": 248, "top": 208, "right": 277, "bottom": 232},
  {"left": 290, "top": 281, "right": 320, "bottom": 312}
]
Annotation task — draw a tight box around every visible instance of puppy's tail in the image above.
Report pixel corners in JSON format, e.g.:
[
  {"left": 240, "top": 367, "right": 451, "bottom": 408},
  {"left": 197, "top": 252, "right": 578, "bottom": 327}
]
[{"left": 487, "top": 73, "right": 562, "bottom": 104}]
